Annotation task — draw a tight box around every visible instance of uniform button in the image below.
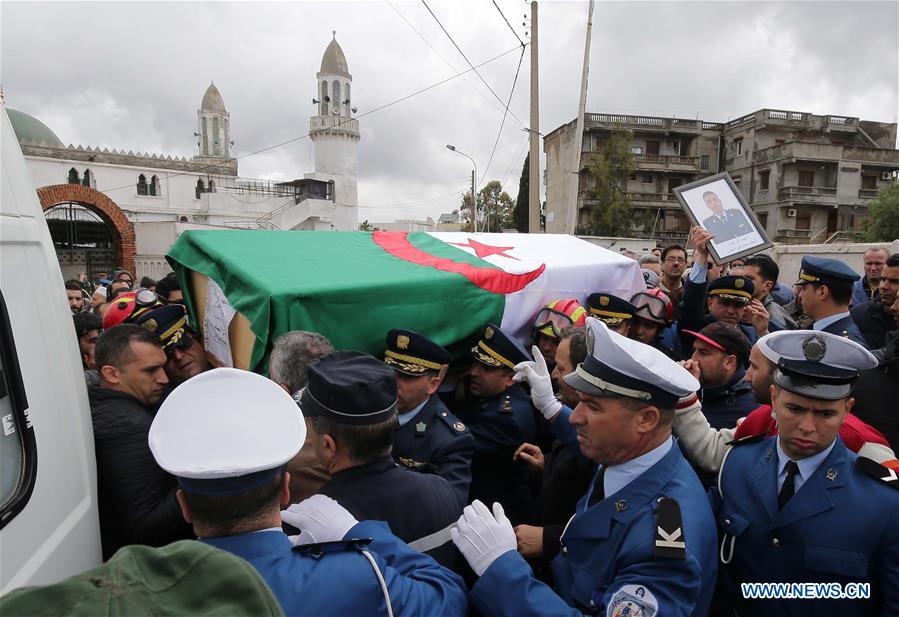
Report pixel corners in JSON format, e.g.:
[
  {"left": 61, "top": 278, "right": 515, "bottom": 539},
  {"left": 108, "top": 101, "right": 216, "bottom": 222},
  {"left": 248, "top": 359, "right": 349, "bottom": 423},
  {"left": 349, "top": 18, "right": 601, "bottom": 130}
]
[
  {"left": 588, "top": 600, "right": 595, "bottom": 608},
  {"left": 724, "top": 518, "right": 731, "bottom": 527},
  {"left": 441, "top": 412, "right": 447, "bottom": 417},
  {"left": 561, "top": 546, "right": 568, "bottom": 555},
  {"left": 770, "top": 537, "right": 780, "bottom": 547}
]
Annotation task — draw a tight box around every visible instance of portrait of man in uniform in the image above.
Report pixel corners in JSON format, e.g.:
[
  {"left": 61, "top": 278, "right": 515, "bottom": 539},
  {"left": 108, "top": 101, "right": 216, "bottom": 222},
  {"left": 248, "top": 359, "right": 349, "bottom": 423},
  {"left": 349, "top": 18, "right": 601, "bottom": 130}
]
[{"left": 700, "top": 190, "right": 752, "bottom": 242}]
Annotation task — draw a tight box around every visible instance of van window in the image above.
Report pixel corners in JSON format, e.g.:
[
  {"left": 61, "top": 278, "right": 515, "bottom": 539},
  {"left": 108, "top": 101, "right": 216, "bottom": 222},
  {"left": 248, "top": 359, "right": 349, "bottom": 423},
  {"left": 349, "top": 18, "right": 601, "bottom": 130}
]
[{"left": 0, "top": 290, "right": 36, "bottom": 529}]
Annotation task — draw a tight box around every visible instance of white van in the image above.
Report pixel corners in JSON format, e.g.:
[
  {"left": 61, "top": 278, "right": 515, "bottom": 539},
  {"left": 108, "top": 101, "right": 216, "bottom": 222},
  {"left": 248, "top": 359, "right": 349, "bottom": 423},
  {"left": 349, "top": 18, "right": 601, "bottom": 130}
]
[{"left": 0, "top": 104, "right": 101, "bottom": 592}]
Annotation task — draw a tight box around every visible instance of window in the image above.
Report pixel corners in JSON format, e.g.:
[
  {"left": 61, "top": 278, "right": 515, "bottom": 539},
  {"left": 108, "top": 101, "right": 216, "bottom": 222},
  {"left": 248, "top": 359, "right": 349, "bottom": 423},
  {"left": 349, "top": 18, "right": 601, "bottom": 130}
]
[
  {"left": 631, "top": 146, "right": 643, "bottom": 155},
  {"left": 700, "top": 155, "right": 710, "bottom": 170},
  {"left": 208, "top": 179, "right": 216, "bottom": 193},
  {"left": 757, "top": 212, "right": 768, "bottom": 231},
  {"left": 67, "top": 168, "right": 79, "bottom": 184},
  {"left": 0, "top": 290, "right": 37, "bottom": 529},
  {"left": 321, "top": 81, "right": 329, "bottom": 115},
  {"left": 195, "top": 179, "right": 205, "bottom": 200},
  {"left": 628, "top": 174, "right": 637, "bottom": 181},
  {"left": 212, "top": 117, "right": 220, "bottom": 155},
  {"left": 759, "top": 170, "right": 770, "bottom": 191},
  {"left": 332, "top": 81, "right": 341, "bottom": 114},
  {"left": 775, "top": 139, "right": 785, "bottom": 146},
  {"left": 645, "top": 140, "right": 660, "bottom": 155},
  {"left": 136, "top": 174, "right": 148, "bottom": 196},
  {"left": 861, "top": 175, "right": 877, "bottom": 190},
  {"left": 641, "top": 175, "right": 653, "bottom": 184},
  {"left": 149, "top": 175, "right": 159, "bottom": 197},
  {"left": 202, "top": 118, "right": 208, "bottom": 155},
  {"left": 795, "top": 212, "right": 811, "bottom": 230},
  {"left": 81, "top": 169, "right": 92, "bottom": 188},
  {"left": 734, "top": 138, "right": 743, "bottom": 156},
  {"left": 798, "top": 170, "right": 814, "bottom": 187}
]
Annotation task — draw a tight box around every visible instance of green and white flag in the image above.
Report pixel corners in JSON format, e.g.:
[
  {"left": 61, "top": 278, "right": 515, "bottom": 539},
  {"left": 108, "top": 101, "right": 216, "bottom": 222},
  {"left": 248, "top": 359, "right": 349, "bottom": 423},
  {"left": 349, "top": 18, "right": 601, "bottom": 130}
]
[{"left": 167, "top": 230, "right": 643, "bottom": 373}]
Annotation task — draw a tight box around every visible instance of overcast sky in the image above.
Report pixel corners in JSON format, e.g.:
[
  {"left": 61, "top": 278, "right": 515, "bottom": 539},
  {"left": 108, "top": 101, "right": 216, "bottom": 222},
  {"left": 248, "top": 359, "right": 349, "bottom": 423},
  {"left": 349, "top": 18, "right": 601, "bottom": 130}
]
[{"left": 2, "top": 1, "right": 896, "bottom": 223}]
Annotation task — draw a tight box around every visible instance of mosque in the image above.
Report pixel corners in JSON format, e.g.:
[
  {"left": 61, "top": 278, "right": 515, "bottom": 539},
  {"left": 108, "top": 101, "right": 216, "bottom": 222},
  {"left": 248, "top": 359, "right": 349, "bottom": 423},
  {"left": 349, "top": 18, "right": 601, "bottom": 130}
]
[{"left": 6, "top": 35, "right": 360, "bottom": 281}]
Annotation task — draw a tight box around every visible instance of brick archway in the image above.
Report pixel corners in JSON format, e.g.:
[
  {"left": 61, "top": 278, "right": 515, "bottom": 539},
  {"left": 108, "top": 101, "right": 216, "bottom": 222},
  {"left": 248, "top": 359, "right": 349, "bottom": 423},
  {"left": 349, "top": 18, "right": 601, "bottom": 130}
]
[{"left": 37, "top": 184, "right": 135, "bottom": 274}]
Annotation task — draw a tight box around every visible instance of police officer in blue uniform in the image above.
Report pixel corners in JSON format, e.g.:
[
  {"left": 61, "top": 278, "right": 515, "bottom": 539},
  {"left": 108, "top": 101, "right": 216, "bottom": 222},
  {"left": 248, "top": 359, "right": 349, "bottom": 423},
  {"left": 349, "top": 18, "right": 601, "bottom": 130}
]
[
  {"left": 451, "top": 323, "right": 538, "bottom": 526},
  {"left": 383, "top": 329, "right": 474, "bottom": 509},
  {"left": 454, "top": 318, "right": 719, "bottom": 616},
  {"left": 585, "top": 292, "right": 636, "bottom": 335},
  {"left": 148, "top": 367, "right": 468, "bottom": 617},
  {"left": 300, "top": 351, "right": 462, "bottom": 568},
  {"left": 794, "top": 256, "right": 867, "bottom": 346},
  {"left": 714, "top": 330, "right": 899, "bottom": 617}
]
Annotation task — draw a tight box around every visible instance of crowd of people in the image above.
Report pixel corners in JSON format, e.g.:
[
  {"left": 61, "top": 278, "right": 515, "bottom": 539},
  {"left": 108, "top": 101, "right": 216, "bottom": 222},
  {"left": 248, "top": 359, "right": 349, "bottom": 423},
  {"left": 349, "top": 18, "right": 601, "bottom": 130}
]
[{"left": 52, "top": 229, "right": 899, "bottom": 616}]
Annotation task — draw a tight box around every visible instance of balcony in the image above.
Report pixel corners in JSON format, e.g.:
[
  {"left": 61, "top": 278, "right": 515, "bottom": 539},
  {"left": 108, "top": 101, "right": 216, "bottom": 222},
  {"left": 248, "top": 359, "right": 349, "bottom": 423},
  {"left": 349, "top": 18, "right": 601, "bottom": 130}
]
[
  {"left": 626, "top": 191, "right": 678, "bottom": 203},
  {"left": 585, "top": 113, "right": 704, "bottom": 135},
  {"left": 726, "top": 109, "right": 811, "bottom": 133},
  {"left": 775, "top": 228, "right": 814, "bottom": 243},
  {"left": 754, "top": 141, "right": 899, "bottom": 166},
  {"left": 633, "top": 154, "right": 701, "bottom": 172},
  {"left": 777, "top": 186, "right": 838, "bottom": 205},
  {"left": 858, "top": 188, "right": 879, "bottom": 199},
  {"left": 826, "top": 115, "right": 859, "bottom": 133}
]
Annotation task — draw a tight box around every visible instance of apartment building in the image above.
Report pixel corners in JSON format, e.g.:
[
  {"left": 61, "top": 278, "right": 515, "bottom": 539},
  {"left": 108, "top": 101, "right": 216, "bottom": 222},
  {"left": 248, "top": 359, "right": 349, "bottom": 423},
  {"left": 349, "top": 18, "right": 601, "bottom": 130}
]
[{"left": 544, "top": 108, "right": 899, "bottom": 243}]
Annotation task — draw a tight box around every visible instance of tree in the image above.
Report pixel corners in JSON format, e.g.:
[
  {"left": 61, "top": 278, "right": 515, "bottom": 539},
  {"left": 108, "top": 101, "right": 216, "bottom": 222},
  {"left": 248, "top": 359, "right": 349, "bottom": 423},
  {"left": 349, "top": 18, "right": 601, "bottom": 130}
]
[
  {"left": 358, "top": 220, "right": 380, "bottom": 231},
  {"left": 460, "top": 180, "right": 515, "bottom": 232},
  {"left": 512, "top": 153, "right": 530, "bottom": 232},
  {"left": 864, "top": 182, "right": 899, "bottom": 241},
  {"left": 577, "top": 128, "right": 654, "bottom": 237}
]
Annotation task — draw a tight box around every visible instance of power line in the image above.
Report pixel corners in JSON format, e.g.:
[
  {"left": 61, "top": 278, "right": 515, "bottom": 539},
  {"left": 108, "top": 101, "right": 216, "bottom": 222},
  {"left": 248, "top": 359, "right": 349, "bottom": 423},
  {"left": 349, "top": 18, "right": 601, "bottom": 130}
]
[
  {"left": 385, "top": 0, "right": 508, "bottom": 118},
  {"left": 420, "top": 0, "right": 527, "bottom": 129},
  {"left": 96, "top": 44, "right": 523, "bottom": 196},
  {"left": 491, "top": 0, "right": 525, "bottom": 46},
  {"left": 499, "top": 132, "right": 529, "bottom": 188},
  {"left": 358, "top": 186, "right": 467, "bottom": 209},
  {"left": 479, "top": 45, "right": 525, "bottom": 184}
]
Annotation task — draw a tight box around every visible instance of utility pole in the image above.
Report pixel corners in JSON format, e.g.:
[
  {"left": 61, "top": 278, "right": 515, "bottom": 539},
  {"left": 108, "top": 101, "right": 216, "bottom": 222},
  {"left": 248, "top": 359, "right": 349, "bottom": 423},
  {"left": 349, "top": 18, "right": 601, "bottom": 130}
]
[
  {"left": 528, "top": 0, "right": 540, "bottom": 233},
  {"left": 568, "top": 0, "right": 595, "bottom": 234}
]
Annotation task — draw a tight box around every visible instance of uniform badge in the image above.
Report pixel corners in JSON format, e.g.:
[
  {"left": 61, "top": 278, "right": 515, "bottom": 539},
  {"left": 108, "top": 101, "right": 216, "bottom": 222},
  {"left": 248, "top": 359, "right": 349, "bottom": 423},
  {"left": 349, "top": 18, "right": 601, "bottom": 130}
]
[
  {"left": 802, "top": 335, "right": 827, "bottom": 362},
  {"left": 501, "top": 396, "right": 513, "bottom": 413},
  {"left": 485, "top": 326, "right": 494, "bottom": 340},
  {"left": 606, "top": 584, "right": 658, "bottom": 617},
  {"left": 453, "top": 421, "right": 466, "bottom": 432},
  {"left": 825, "top": 468, "right": 837, "bottom": 482},
  {"left": 415, "top": 421, "right": 427, "bottom": 434},
  {"left": 654, "top": 497, "right": 686, "bottom": 560},
  {"left": 141, "top": 318, "right": 158, "bottom": 332},
  {"left": 600, "top": 295, "right": 610, "bottom": 306},
  {"left": 735, "top": 278, "right": 745, "bottom": 289},
  {"left": 397, "top": 334, "right": 410, "bottom": 350}
]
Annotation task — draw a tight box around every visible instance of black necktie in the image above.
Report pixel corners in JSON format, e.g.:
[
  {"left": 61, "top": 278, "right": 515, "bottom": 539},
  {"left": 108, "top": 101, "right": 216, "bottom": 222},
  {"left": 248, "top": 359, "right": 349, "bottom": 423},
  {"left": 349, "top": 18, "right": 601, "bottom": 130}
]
[
  {"left": 778, "top": 461, "right": 800, "bottom": 510},
  {"left": 587, "top": 466, "right": 606, "bottom": 508}
]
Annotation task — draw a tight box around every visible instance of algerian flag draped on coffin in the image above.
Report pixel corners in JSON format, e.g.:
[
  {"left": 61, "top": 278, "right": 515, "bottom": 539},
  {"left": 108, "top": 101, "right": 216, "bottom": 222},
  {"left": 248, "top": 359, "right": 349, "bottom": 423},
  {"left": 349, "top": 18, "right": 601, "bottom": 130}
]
[{"left": 166, "top": 230, "right": 644, "bottom": 373}]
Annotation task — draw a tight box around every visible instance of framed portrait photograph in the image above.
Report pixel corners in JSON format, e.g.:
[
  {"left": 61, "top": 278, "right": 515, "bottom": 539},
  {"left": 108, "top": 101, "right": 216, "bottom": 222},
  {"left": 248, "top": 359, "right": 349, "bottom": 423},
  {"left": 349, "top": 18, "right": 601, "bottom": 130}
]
[{"left": 673, "top": 172, "right": 773, "bottom": 263}]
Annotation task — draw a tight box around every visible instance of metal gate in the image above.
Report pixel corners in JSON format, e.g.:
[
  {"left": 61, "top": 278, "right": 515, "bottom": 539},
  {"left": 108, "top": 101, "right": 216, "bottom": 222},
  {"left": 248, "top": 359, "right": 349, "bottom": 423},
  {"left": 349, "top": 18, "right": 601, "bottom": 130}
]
[{"left": 44, "top": 202, "right": 117, "bottom": 281}]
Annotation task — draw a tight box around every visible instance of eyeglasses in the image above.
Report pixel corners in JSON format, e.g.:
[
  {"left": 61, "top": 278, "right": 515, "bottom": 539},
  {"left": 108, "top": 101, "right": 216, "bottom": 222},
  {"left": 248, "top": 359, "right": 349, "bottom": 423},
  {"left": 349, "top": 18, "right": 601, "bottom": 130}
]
[
  {"left": 664, "top": 256, "right": 686, "bottom": 264},
  {"left": 532, "top": 308, "right": 575, "bottom": 339}
]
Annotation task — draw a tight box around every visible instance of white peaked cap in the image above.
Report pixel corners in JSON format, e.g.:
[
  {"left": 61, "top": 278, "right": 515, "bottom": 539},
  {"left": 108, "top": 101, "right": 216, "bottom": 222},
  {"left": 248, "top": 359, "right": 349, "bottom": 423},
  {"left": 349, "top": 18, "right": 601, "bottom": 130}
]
[{"left": 149, "top": 368, "right": 306, "bottom": 479}]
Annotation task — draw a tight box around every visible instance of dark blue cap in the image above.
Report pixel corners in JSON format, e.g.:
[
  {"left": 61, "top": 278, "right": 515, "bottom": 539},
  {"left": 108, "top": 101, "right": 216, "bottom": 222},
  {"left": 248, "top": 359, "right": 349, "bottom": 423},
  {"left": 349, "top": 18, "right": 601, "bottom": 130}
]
[
  {"left": 708, "top": 275, "right": 754, "bottom": 304},
  {"left": 384, "top": 329, "right": 451, "bottom": 376},
  {"left": 795, "top": 256, "right": 860, "bottom": 289},
  {"left": 471, "top": 323, "right": 531, "bottom": 369},
  {"left": 586, "top": 293, "right": 636, "bottom": 326},
  {"left": 301, "top": 351, "right": 397, "bottom": 425}
]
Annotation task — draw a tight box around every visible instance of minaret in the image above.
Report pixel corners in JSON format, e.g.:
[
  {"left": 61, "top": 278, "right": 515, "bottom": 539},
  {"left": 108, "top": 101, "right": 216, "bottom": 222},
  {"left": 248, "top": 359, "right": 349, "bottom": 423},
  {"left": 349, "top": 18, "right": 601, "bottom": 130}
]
[
  {"left": 197, "top": 82, "right": 230, "bottom": 158},
  {"left": 194, "top": 82, "right": 237, "bottom": 175},
  {"left": 310, "top": 32, "right": 359, "bottom": 229}
]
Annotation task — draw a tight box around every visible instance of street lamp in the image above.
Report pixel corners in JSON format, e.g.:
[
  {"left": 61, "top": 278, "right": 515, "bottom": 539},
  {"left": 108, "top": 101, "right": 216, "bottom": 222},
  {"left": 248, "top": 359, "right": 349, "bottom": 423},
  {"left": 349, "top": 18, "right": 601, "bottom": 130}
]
[{"left": 446, "top": 144, "right": 478, "bottom": 232}]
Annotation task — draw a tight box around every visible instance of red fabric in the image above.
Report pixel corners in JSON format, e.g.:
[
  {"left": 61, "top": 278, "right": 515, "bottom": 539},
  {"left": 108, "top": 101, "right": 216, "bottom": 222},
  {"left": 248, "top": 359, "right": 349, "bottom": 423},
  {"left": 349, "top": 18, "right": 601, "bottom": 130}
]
[{"left": 732, "top": 405, "right": 890, "bottom": 452}]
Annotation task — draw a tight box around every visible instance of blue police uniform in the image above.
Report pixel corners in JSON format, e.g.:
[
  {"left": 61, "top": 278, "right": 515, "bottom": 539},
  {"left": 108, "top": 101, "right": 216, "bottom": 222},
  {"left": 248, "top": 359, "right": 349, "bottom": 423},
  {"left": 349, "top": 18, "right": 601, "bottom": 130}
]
[
  {"left": 677, "top": 271, "right": 759, "bottom": 357},
  {"left": 795, "top": 256, "right": 868, "bottom": 347},
  {"left": 393, "top": 394, "right": 473, "bottom": 509},
  {"left": 318, "top": 455, "right": 461, "bottom": 568},
  {"left": 384, "top": 329, "right": 475, "bottom": 508},
  {"left": 204, "top": 520, "right": 469, "bottom": 617},
  {"left": 469, "top": 407, "right": 718, "bottom": 617},
  {"left": 814, "top": 312, "right": 867, "bottom": 347},
  {"left": 454, "top": 385, "right": 537, "bottom": 526},
  {"left": 714, "top": 436, "right": 899, "bottom": 617}
]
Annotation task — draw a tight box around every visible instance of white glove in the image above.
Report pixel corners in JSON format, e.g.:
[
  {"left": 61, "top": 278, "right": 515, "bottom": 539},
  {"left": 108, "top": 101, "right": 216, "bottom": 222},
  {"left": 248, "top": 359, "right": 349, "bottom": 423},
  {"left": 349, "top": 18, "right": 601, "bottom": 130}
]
[
  {"left": 450, "top": 500, "right": 517, "bottom": 576},
  {"left": 281, "top": 494, "right": 358, "bottom": 545},
  {"left": 513, "top": 345, "right": 562, "bottom": 420}
]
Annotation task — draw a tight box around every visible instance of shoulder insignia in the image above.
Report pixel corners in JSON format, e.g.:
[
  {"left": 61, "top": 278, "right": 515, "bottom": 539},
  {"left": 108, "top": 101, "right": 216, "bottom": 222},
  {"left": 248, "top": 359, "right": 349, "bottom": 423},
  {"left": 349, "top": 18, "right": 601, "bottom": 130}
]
[
  {"left": 292, "top": 537, "right": 373, "bottom": 558},
  {"left": 856, "top": 456, "right": 899, "bottom": 490},
  {"left": 436, "top": 409, "right": 468, "bottom": 433},
  {"left": 415, "top": 421, "right": 427, "bottom": 434},
  {"left": 725, "top": 432, "right": 768, "bottom": 447},
  {"left": 653, "top": 497, "right": 686, "bottom": 560},
  {"left": 605, "top": 584, "right": 659, "bottom": 617},
  {"left": 453, "top": 421, "right": 466, "bottom": 432},
  {"left": 397, "top": 456, "right": 427, "bottom": 471},
  {"left": 501, "top": 396, "right": 513, "bottom": 413}
]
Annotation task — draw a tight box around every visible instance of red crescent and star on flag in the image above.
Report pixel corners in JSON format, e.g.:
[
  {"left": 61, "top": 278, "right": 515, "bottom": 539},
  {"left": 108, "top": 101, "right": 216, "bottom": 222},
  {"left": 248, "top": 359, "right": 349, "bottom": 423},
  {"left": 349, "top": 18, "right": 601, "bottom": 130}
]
[{"left": 372, "top": 231, "right": 545, "bottom": 294}]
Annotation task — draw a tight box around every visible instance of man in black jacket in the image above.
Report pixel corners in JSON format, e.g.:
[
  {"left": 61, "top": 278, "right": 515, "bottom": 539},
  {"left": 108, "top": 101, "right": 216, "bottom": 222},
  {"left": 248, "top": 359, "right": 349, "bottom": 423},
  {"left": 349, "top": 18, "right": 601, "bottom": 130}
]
[
  {"left": 89, "top": 325, "right": 193, "bottom": 560},
  {"left": 851, "top": 253, "right": 899, "bottom": 349},
  {"left": 301, "top": 351, "right": 462, "bottom": 568}
]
